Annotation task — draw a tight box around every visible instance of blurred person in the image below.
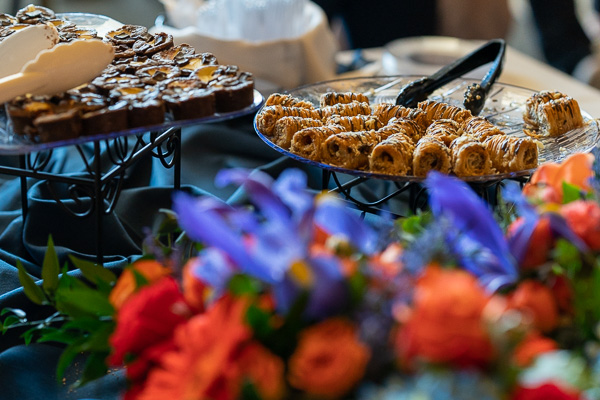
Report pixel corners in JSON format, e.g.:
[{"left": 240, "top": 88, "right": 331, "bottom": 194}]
[{"left": 313, "top": 0, "right": 512, "bottom": 49}]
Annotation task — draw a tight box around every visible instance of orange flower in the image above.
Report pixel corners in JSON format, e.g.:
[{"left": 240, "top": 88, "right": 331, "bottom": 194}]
[
  {"left": 507, "top": 216, "right": 553, "bottom": 270},
  {"left": 512, "top": 332, "right": 558, "bottom": 368},
  {"left": 560, "top": 200, "right": 600, "bottom": 250},
  {"left": 137, "top": 295, "right": 252, "bottom": 400},
  {"left": 109, "top": 259, "right": 171, "bottom": 309},
  {"left": 523, "top": 153, "right": 594, "bottom": 202},
  {"left": 508, "top": 280, "right": 558, "bottom": 333},
  {"left": 395, "top": 266, "right": 494, "bottom": 368},
  {"left": 181, "top": 257, "right": 207, "bottom": 312},
  {"left": 237, "top": 342, "right": 286, "bottom": 400},
  {"left": 288, "top": 318, "right": 370, "bottom": 399}
]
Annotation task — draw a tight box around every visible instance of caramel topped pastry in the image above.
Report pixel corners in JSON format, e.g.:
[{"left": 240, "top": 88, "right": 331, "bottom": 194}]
[
  {"left": 58, "top": 27, "right": 98, "bottom": 42},
  {"left": 523, "top": 90, "right": 584, "bottom": 137},
  {"left": 257, "top": 105, "right": 322, "bottom": 136},
  {"left": 265, "top": 93, "right": 314, "bottom": 109},
  {"left": 369, "top": 132, "right": 415, "bottom": 175},
  {"left": 272, "top": 116, "right": 323, "bottom": 150},
  {"left": 463, "top": 115, "right": 504, "bottom": 142},
  {"left": 178, "top": 53, "right": 219, "bottom": 73},
  {"left": 450, "top": 136, "right": 493, "bottom": 177},
  {"left": 208, "top": 70, "right": 254, "bottom": 112},
  {"left": 424, "top": 119, "right": 462, "bottom": 147},
  {"left": 109, "top": 86, "right": 160, "bottom": 102},
  {"left": 0, "top": 14, "right": 18, "bottom": 27},
  {"left": 325, "top": 115, "right": 382, "bottom": 132},
  {"left": 319, "top": 101, "right": 371, "bottom": 121},
  {"left": 16, "top": 4, "right": 55, "bottom": 24},
  {"left": 418, "top": 100, "right": 473, "bottom": 125},
  {"left": 382, "top": 117, "right": 422, "bottom": 142},
  {"left": 136, "top": 65, "right": 181, "bottom": 84},
  {"left": 152, "top": 44, "right": 198, "bottom": 65},
  {"left": 46, "top": 18, "right": 75, "bottom": 30},
  {"left": 105, "top": 25, "right": 148, "bottom": 45},
  {"left": 484, "top": 135, "right": 539, "bottom": 173},
  {"left": 132, "top": 32, "right": 174, "bottom": 55},
  {"left": 320, "top": 91, "right": 370, "bottom": 108},
  {"left": 290, "top": 124, "right": 345, "bottom": 161},
  {"left": 91, "top": 74, "right": 143, "bottom": 94},
  {"left": 412, "top": 136, "right": 452, "bottom": 177},
  {"left": 191, "top": 65, "right": 219, "bottom": 83},
  {"left": 162, "top": 88, "right": 215, "bottom": 120},
  {"left": 324, "top": 130, "right": 394, "bottom": 170}
]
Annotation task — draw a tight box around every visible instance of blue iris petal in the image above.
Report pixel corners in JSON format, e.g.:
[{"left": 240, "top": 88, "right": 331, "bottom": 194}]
[
  {"left": 173, "top": 191, "right": 279, "bottom": 283},
  {"left": 315, "top": 196, "right": 378, "bottom": 254},
  {"left": 425, "top": 172, "right": 518, "bottom": 289},
  {"left": 190, "top": 248, "right": 236, "bottom": 293},
  {"left": 273, "top": 169, "right": 315, "bottom": 219}
]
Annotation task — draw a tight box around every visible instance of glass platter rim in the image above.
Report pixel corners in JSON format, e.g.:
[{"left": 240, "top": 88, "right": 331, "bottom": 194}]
[
  {"left": 0, "top": 90, "right": 263, "bottom": 155},
  {"left": 253, "top": 74, "right": 598, "bottom": 183}
]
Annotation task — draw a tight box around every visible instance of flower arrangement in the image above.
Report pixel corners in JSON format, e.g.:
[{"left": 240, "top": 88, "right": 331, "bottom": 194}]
[{"left": 3, "top": 151, "right": 600, "bottom": 400}]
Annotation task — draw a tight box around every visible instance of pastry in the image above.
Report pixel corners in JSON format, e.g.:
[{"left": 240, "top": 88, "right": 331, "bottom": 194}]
[
  {"left": 256, "top": 106, "right": 321, "bottom": 136},
  {"left": 412, "top": 136, "right": 452, "bottom": 177},
  {"left": 424, "top": 119, "right": 462, "bottom": 147},
  {"left": 272, "top": 116, "right": 323, "bottom": 150},
  {"left": 319, "top": 101, "right": 371, "bottom": 121},
  {"left": 320, "top": 92, "right": 369, "bottom": 107},
  {"left": 450, "top": 136, "right": 493, "bottom": 177},
  {"left": 265, "top": 93, "right": 314, "bottom": 109},
  {"left": 463, "top": 115, "right": 504, "bottom": 141},
  {"left": 325, "top": 115, "right": 383, "bottom": 132},
  {"left": 290, "top": 124, "right": 345, "bottom": 161},
  {"left": 383, "top": 117, "right": 422, "bottom": 142},
  {"left": 523, "top": 91, "right": 584, "bottom": 137},
  {"left": 418, "top": 100, "right": 473, "bottom": 125},
  {"left": 323, "top": 130, "right": 392, "bottom": 169},
  {"left": 484, "top": 135, "right": 539, "bottom": 173},
  {"left": 369, "top": 132, "right": 415, "bottom": 175}
]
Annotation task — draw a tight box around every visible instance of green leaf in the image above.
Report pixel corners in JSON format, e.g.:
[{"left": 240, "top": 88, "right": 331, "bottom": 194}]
[
  {"left": 1, "top": 307, "right": 27, "bottom": 318},
  {"left": 246, "top": 304, "right": 273, "bottom": 339},
  {"left": 56, "top": 340, "right": 86, "bottom": 380},
  {"left": 562, "top": 182, "right": 583, "bottom": 204},
  {"left": 2, "top": 315, "right": 22, "bottom": 331},
  {"left": 68, "top": 255, "right": 117, "bottom": 286},
  {"left": 55, "top": 288, "right": 114, "bottom": 318},
  {"left": 240, "top": 380, "right": 262, "bottom": 400},
  {"left": 16, "top": 260, "right": 46, "bottom": 305},
  {"left": 38, "top": 329, "right": 79, "bottom": 345},
  {"left": 76, "top": 351, "right": 110, "bottom": 387},
  {"left": 42, "top": 236, "right": 60, "bottom": 296},
  {"left": 228, "top": 274, "right": 262, "bottom": 296},
  {"left": 401, "top": 214, "right": 426, "bottom": 235}
]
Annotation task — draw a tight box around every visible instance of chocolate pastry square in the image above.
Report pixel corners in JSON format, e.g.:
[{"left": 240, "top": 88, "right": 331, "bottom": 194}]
[
  {"left": 135, "top": 64, "right": 181, "bottom": 85},
  {"left": 34, "top": 108, "right": 82, "bottom": 143},
  {"left": 16, "top": 4, "right": 55, "bottom": 24},
  {"left": 209, "top": 71, "right": 255, "bottom": 113},
  {"left": 81, "top": 101, "right": 129, "bottom": 136},
  {"left": 132, "top": 32, "right": 173, "bottom": 56},
  {"left": 163, "top": 88, "right": 216, "bottom": 120},
  {"left": 5, "top": 97, "right": 54, "bottom": 138},
  {"left": 104, "top": 25, "right": 148, "bottom": 45},
  {"left": 127, "top": 99, "right": 165, "bottom": 128}
]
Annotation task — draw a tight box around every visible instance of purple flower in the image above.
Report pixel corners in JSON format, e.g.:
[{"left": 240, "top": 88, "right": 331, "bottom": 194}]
[{"left": 425, "top": 172, "right": 517, "bottom": 291}]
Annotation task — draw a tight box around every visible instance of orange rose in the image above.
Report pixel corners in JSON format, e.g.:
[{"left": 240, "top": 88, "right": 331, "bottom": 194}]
[
  {"left": 523, "top": 153, "right": 594, "bottom": 202},
  {"left": 507, "top": 216, "right": 553, "bottom": 270},
  {"left": 508, "top": 280, "right": 558, "bottom": 333},
  {"left": 109, "top": 259, "right": 171, "bottom": 309},
  {"left": 288, "top": 318, "right": 370, "bottom": 399},
  {"left": 237, "top": 342, "right": 286, "bottom": 400},
  {"left": 138, "top": 295, "right": 252, "bottom": 400},
  {"left": 512, "top": 332, "right": 558, "bottom": 368},
  {"left": 182, "top": 257, "right": 207, "bottom": 312},
  {"left": 395, "top": 266, "right": 494, "bottom": 368},
  {"left": 560, "top": 200, "right": 600, "bottom": 250}
]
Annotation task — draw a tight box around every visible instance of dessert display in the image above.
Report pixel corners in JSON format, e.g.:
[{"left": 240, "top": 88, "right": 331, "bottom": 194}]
[
  {"left": 256, "top": 90, "right": 546, "bottom": 178},
  {"left": 1, "top": 4, "right": 256, "bottom": 143}
]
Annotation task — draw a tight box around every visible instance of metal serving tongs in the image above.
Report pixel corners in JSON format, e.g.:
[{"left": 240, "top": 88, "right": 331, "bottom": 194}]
[{"left": 395, "top": 38, "right": 506, "bottom": 115}]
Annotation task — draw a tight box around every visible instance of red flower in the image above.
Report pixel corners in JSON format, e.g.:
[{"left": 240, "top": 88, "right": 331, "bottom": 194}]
[
  {"left": 512, "top": 382, "right": 581, "bottom": 400},
  {"left": 108, "top": 277, "right": 190, "bottom": 367},
  {"left": 395, "top": 266, "right": 494, "bottom": 369},
  {"left": 136, "top": 295, "right": 252, "bottom": 400},
  {"left": 507, "top": 216, "right": 553, "bottom": 270},
  {"left": 508, "top": 280, "right": 559, "bottom": 333},
  {"left": 560, "top": 200, "right": 600, "bottom": 250}
]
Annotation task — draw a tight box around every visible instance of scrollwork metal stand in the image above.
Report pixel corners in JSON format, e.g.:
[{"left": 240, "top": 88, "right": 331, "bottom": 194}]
[{"left": 0, "top": 127, "right": 181, "bottom": 264}]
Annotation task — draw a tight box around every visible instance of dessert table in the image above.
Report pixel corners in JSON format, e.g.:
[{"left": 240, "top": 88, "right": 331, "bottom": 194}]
[{"left": 1, "top": 37, "right": 600, "bottom": 400}]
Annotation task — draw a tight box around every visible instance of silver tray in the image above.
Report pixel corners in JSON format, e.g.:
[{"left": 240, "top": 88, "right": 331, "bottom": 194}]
[{"left": 253, "top": 75, "right": 600, "bottom": 182}]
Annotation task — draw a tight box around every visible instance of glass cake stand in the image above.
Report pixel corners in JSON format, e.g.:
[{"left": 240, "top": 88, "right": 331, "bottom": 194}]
[{"left": 254, "top": 76, "right": 600, "bottom": 215}]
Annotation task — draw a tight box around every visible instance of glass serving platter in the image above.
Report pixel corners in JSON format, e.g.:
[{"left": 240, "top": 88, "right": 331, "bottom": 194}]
[
  {"left": 253, "top": 75, "right": 600, "bottom": 182},
  {"left": 0, "top": 91, "right": 263, "bottom": 155}
]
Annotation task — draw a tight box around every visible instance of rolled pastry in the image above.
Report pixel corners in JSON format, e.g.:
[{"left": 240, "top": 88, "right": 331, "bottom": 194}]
[
  {"left": 484, "top": 135, "right": 539, "bottom": 172},
  {"left": 256, "top": 105, "right": 321, "bottom": 136},
  {"left": 463, "top": 115, "right": 504, "bottom": 142},
  {"left": 424, "top": 119, "right": 462, "bottom": 147},
  {"left": 290, "top": 124, "right": 345, "bottom": 161},
  {"left": 523, "top": 90, "right": 565, "bottom": 128},
  {"left": 383, "top": 117, "right": 423, "bottom": 142},
  {"left": 265, "top": 93, "right": 314, "bottom": 109},
  {"left": 319, "top": 101, "right": 372, "bottom": 121},
  {"left": 523, "top": 92, "right": 584, "bottom": 137},
  {"left": 369, "top": 132, "right": 415, "bottom": 175},
  {"left": 272, "top": 116, "right": 323, "bottom": 149},
  {"left": 326, "top": 115, "right": 383, "bottom": 131},
  {"left": 412, "top": 136, "right": 452, "bottom": 177},
  {"left": 320, "top": 91, "right": 370, "bottom": 107},
  {"left": 323, "top": 130, "right": 386, "bottom": 169},
  {"left": 417, "top": 100, "right": 473, "bottom": 125},
  {"left": 450, "top": 136, "right": 493, "bottom": 177}
]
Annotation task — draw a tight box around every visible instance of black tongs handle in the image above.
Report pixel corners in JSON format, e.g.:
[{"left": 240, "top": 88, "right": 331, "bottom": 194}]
[{"left": 395, "top": 38, "right": 506, "bottom": 110}]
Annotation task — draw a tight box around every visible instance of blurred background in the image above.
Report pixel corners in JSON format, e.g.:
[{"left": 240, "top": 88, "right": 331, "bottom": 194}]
[{"left": 3, "top": 0, "right": 600, "bottom": 87}]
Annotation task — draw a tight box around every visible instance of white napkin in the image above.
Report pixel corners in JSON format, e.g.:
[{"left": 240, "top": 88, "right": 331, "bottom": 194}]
[{"left": 152, "top": 1, "right": 339, "bottom": 91}]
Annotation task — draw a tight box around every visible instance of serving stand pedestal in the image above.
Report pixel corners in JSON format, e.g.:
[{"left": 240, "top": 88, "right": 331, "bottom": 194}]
[{"left": 0, "top": 127, "right": 181, "bottom": 264}]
